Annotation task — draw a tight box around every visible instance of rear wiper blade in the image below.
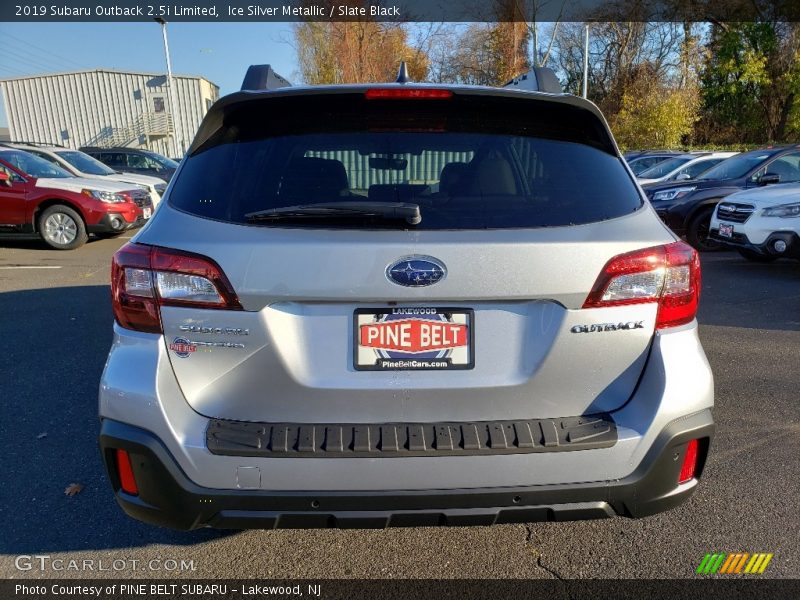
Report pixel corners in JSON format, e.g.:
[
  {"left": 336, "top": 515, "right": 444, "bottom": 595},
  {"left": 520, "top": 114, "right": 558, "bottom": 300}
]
[{"left": 245, "top": 201, "right": 422, "bottom": 225}]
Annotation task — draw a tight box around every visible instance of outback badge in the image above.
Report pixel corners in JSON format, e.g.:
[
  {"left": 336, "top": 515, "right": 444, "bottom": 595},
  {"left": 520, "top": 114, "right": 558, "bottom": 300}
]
[{"left": 571, "top": 321, "right": 645, "bottom": 333}]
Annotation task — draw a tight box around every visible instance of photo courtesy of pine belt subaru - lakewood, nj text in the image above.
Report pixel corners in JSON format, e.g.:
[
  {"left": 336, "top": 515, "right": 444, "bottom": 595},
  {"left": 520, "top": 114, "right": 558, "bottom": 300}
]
[{"left": 98, "top": 65, "right": 714, "bottom": 530}]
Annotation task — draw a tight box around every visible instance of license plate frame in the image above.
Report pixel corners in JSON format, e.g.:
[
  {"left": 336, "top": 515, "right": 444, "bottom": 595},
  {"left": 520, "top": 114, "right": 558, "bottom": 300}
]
[
  {"left": 718, "top": 223, "right": 733, "bottom": 238},
  {"left": 353, "top": 307, "right": 475, "bottom": 371}
]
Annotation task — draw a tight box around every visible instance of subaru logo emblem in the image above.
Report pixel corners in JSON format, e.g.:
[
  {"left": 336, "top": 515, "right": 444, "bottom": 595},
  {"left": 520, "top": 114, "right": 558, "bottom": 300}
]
[{"left": 386, "top": 256, "right": 446, "bottom": 287}]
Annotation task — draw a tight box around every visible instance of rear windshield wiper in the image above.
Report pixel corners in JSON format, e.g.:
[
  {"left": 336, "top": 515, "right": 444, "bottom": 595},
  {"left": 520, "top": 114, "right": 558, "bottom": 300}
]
[{"left": 245, "top": 201, "right": 422, "bottom": 225}]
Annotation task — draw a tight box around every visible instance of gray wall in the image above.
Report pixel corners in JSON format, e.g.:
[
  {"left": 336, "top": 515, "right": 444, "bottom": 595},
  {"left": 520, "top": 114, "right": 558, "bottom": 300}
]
[{"left": 0, "top": 70, "right": 219, "bottom": 156}]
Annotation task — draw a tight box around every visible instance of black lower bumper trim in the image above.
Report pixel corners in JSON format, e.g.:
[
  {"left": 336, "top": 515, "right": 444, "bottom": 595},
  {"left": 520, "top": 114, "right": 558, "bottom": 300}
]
[
  {"left": 99, "top": 411, "right": 713, "bottom": 530},
  {"left": 209, "top": 501, "right": 616, "bottom": 529},
  {"left": 206, "top": 414, "right": 617, "bottom": 458}
]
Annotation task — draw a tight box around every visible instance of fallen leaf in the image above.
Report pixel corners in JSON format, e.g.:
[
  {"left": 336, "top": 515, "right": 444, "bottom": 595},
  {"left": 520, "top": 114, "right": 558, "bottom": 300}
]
[
  {"left": 64, "top": 483, "right": 83, "bottom": 496},
  {"left": 37, "top": 432, "right": 48, "bottom": 439}
]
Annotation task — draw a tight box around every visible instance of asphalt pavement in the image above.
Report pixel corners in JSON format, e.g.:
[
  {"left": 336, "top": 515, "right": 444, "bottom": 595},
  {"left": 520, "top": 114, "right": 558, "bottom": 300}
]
[{"left": 0, "top": 234, "right": 797, "bottom": 579}]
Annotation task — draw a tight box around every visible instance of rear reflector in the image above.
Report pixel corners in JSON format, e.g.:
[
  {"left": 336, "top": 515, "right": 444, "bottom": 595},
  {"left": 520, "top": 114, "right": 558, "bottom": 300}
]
[
  {"left": 116, "top": 449, "right": 139, "bottom": 495},
  {"left": 365, "top": 88, "right": 453, "bottom": 100},
  {"left": 111, "top": 243, "right": 242, "bottom": 334},
  {"left": 678, "top": 439, "right": 699, "bottom": 484},
  {"left": 583, "top": 241, "right": 701, "bottom": 329}
]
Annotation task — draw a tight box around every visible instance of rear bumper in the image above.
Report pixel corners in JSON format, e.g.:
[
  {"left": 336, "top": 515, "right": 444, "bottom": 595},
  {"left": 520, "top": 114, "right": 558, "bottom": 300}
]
[{"left": 99, "top": 410, "right": 713, "bottom": 530}]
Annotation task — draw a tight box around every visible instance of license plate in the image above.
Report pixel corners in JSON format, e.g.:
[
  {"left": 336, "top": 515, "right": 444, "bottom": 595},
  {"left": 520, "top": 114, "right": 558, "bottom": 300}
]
[
  {"left": 719, "top": 223, "right": 733, "bottom": 238},
  {"left": 354, "top": 308, "right": 474, "bottom": 370},
  {"left": 143, "top": 207, "right": 152, "bottom": 219}
]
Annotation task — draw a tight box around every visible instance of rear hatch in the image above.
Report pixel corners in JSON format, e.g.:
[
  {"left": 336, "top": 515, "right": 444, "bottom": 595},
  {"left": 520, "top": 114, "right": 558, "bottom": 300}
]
[{"left": 136, "top": 88, "right": 678, "bottom": 423}]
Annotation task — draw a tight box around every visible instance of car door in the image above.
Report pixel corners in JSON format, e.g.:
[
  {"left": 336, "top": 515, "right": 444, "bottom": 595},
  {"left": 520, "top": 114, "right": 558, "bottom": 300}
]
[
  {"left": 0, "top": 161, "right": 30, "bottom": 226},
  {"left": 747, "top": 151, "right": 800, "bottom": 187},
  {"left": 123, "top": 153, "right": 150, "bottom": 176},
  {"left": 675, "top": 158, "right": 724, "bottom": 181},
  {"left": 97, "top": 152, "right": 125, "bottom": 170}
]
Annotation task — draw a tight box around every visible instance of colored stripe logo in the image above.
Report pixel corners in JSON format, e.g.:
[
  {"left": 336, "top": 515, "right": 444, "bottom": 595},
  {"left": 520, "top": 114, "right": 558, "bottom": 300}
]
[{"left": 696, "top": 553, "right": 773, "bottom": 574}]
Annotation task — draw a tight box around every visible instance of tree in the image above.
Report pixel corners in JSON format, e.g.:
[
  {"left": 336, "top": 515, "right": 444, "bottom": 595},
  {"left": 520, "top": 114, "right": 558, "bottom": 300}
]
[
  {"left": 698, "top": 22, "right": 800, "bottom": 143},
  {"left": 426, "top": 22, "right": 529, "bottom": 86},
  {"left": 294, "top": 8, "right": 428, "bottom": 85},
  {"left": 610, "top": 64, "right": 700, "bottom": 149}
]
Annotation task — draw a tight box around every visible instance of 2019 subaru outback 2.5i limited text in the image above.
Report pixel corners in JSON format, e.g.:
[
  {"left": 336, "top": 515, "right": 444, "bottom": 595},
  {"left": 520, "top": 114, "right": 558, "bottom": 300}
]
[{"left": 99, "top": 67, "right": 714, "bottom": 530}]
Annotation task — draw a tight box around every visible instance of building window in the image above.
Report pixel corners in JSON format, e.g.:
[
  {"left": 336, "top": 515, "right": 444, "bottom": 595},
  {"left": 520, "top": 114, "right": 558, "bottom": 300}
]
[{"left": 153, "top": 97, "right": 166, "bottom": 113}]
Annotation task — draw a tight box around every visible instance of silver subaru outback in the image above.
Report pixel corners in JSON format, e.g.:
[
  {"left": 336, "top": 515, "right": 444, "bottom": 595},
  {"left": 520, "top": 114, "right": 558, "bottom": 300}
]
[{"left": 99, "top": 66, "right": 714, "bottom": 530}]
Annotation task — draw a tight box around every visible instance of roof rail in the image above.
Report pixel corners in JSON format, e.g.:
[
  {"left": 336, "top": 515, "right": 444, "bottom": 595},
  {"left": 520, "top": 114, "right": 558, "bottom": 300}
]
[
  {"left": 6, "top": 140, "right": 66, "bottom": 148},
  {"left": 241, "top": 65, "right": 292, "bottom": 92},
  {"left": 503, "top": 67, "right": 562, "bottom": 94}
]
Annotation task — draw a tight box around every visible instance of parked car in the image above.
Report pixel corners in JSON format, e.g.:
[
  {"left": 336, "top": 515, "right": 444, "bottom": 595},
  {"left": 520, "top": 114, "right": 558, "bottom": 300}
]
[
  {"left": 80, "top": 147, "right": 178, "bottom": 182},
  {"left": 638, "top": 152, "right": 738, "bottom": 186},
  {"left": 6, "top": 142, "right": 166, "bottom": 206},
  {"left": 623, "top": 150, "right": 648, "bottom": 161},
  {"left": 626, "top": 151, "right": 691, "bottom": 175},
  {"left": 0, "top": 148, "right": 150, "bottom": 249},
  {"left": 99, "top": 66, "right": 713, "bottom": 531},
  {"left": 709, "top": 182, "right": 800, "bottom": 262},
  {"left": 644, "top": 145, "right": 800, "bottom": 250}
]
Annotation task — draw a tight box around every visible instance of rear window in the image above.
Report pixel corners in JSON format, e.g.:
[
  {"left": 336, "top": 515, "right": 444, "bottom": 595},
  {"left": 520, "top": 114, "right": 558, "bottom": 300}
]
[{"left": 169, "top": 93, "right": 642, "bottom": 229}]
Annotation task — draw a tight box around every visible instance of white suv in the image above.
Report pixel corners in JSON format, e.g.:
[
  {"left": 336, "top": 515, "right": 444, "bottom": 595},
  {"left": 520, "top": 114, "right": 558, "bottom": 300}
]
[
  {"left": 8, "top": 143, "right": 167, "bottom": 206},
  {"left": 710, "top": 183, "right": 800, "bottom": 262}
]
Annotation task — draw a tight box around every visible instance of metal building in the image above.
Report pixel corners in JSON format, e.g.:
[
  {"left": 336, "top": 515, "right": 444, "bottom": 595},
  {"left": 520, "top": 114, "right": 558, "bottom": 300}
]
[{"left": 0, "top": 69, "right": 219, "bottom": 157}]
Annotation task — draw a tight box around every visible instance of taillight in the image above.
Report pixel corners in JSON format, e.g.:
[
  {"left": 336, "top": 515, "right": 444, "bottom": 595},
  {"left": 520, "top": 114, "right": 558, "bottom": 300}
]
[
  {"left": 111, "top": 242, "right": 242, "bottom": 333},
  {"left": 116, "top": 449, "right": 139, "bottom": 495},
  {"left": 365, "top": 88, "right": 453, "bottom": 100},
  {"left": 582, "top": 241, "right": 701, "bottom": 330},
  {"left": 678, "top": 439, "right": 699, "bottom": 484}
]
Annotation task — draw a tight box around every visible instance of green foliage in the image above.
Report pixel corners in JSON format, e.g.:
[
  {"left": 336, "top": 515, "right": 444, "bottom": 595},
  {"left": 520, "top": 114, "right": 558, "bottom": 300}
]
[
  {"left": 698, "top": 22, "right": 800, "bottom": 143},
  {"left": 292, "top": 18, "right": 800, "bottom": 148},
  {"left": 611, "top": 73, "right": 700, "bottom": 151}
]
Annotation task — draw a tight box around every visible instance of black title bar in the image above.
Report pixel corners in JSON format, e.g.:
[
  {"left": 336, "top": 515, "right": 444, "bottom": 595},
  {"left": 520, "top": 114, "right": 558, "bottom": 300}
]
[
  {"left": 4, "top": 579, "right": 800, "bottom": 600},
  {"left": 2, "top": 0, "right": 800, "bottom": 22}
]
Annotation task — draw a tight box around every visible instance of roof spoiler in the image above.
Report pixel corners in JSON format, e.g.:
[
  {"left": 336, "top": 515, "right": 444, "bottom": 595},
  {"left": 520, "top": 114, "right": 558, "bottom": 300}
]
[
  {"left": 503, "top": 67, "right": 562, "bottom": 94},
  {"left": 241, "top": 65, "right": 292, "bottom": 92}
]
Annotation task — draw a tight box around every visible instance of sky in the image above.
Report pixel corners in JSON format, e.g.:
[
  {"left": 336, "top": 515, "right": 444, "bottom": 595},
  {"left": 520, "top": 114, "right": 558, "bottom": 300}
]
[{"left": 0, "top": 22, "right": 298, "bottom": 127}]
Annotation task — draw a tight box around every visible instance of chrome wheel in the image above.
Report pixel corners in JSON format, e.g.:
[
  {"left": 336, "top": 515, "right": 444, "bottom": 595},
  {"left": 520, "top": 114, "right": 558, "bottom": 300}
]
[{"left": 43, "top": 212, "right": 78, "bottom": 246}]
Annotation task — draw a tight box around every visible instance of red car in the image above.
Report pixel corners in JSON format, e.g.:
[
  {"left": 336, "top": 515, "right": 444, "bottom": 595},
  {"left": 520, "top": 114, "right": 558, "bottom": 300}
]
[{"left": 0, "top": 148, "right": 152, "bottom": 250}]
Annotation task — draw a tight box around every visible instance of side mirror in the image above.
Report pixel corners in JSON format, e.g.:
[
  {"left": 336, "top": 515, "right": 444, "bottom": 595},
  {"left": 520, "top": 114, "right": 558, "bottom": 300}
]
[
  {"left": 675, "top": 173, "right": 691, "bottom": 181},
  {"left": 0, "top": 172, "right": 11, "bottom": 186},
  {"left": 758, "top": 173, "right": 781, "bottom": 186}
]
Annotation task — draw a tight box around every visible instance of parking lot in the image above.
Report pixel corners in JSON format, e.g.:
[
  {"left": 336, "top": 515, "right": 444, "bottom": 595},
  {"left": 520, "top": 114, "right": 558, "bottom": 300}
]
[{"left": 0, "top": 234, "right": 797, "bottom": 580}]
